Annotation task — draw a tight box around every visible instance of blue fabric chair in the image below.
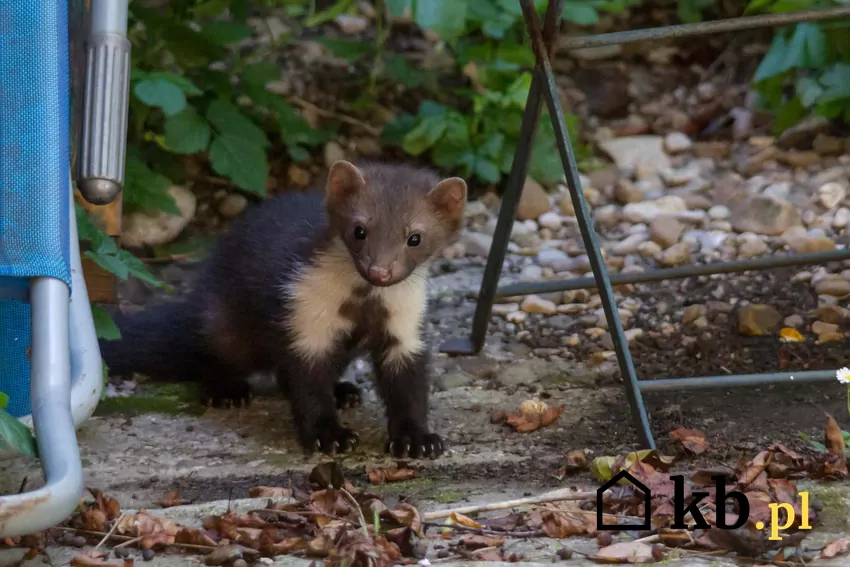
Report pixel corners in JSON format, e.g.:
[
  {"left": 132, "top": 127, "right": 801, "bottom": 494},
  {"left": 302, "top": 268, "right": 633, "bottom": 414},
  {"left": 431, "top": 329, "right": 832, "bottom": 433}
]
[{"left": 0, "top": 0, "right": 129, "bottom": 537}]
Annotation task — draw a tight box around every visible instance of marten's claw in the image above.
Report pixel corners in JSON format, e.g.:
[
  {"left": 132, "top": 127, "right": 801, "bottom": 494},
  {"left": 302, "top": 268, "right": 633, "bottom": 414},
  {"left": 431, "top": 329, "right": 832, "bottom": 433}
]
[{"left": 386, "top": 430, "right": 444, "bottom": 459}]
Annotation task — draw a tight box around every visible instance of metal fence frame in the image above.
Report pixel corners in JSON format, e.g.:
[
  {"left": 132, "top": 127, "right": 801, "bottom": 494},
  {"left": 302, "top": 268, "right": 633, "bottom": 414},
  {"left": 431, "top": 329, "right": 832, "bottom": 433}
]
[{"left": 439, "top": 0, "right": 850, "bottom": 449}]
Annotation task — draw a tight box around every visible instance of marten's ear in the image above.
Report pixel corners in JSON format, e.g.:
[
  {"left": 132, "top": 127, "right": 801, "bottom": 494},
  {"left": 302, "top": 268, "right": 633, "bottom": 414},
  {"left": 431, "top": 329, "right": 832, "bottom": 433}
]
[
  {"left": 428, "top": 177, "right": 467, "bottom": 223},
  {"left": 326, "top": 160, "right": 366, "bottom": 203}
]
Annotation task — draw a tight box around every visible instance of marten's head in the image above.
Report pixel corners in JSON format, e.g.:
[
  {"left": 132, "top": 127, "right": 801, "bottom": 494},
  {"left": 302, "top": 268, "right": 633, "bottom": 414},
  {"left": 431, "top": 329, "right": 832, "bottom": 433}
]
[{"left": 324, "top": 160, "right": 467, "bottom": 287}]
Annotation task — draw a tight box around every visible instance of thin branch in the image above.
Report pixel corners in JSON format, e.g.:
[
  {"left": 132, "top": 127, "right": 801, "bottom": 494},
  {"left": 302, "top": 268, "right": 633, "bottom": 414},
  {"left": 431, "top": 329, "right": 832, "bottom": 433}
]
[
  {"left": 423, "top": 489, "right": 605, "bottom": 521},
  {"left": 287, "top": 96, "right": 381, "bottom": 136},
  {"left": 422, "top": 521, "right": 544, "bottom": 538}
]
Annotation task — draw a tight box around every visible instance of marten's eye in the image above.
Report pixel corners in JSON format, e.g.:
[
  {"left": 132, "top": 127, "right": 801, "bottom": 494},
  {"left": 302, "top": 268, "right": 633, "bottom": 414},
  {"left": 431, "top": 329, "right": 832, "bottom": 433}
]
[
  {"left": 407, "top": 234, "right": 421, "bottom": 247},
  {"left": 354, "top": 226, "right": 367, "bottom": 240}
]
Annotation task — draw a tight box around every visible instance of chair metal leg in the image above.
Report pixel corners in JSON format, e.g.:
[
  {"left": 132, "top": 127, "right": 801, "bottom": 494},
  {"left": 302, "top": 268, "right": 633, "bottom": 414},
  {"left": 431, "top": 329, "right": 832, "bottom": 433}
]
[{"left": 0, "top": 277, "right": 82, "bottom": 537}]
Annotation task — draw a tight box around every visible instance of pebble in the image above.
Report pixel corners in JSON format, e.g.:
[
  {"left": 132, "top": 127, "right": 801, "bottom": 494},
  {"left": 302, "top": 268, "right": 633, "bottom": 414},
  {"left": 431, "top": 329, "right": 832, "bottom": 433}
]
[
  {"left": 814, "top": 276, "right": 850, "bottom": 297},
  {"left": 731, "top": 194, "right": 801, "bottom": 236},
  {"left": 833, "top": 207, "right": 850, "bottom": 229},
  {"left": 623, "top": 196, "right": 687, "bottom": 223},
  {"left": 708, "top": 205, "right": 730, "bottom": 220},
  {"left": 335, "top": 14, "right": 369, "bottom": 34},
  {"left": 784, "top": 314, "right": 804, "bottom": 327},
  {"left": 520, "top": 295, "right": 557, "bottom": 315},
  {"left": 122, "top": 185, "right": 197, "bottom": 248},
  {"left": 462, "top": 232, "right": 493, "bottom": 257},
  {"left": 819, "top": 182, "right": 847, "bottom": 210},
  {"left": 738, "top": 304, "right": 782, "bottom": 336},
  {"left": 612, "top": 232, "right": 648, "bottom": 255},
  {"left": 492, "top": 303, "right": 519, "bottom": 316},
  {"left": 506, "top": 311, "right": 527, "bottom": 324},
  {"left": 518, "top": 177, "right": 551, "bottom": 221},
  {"left": 787, "top": 236, "right": 836, "bottom": 254},
  {"left": 218, "top": 193, "right": 247, "bottom": 218},
  {"left": 812, "top": 320, "right": 839, "bottom": 335},
  {"left": 659, "top": 242, "right": 691, "bottom": 266},
  {"left": 650, "top": 216, "right": 684, "bottom": 249},
  {"left": 664, "top": 132, "right": 693, "bottom": 154},
  {"left": 537, "top": 211, "right": 562, "bottom": 231},
  {"left": 682, "top": 304, "right": 706, "bottom": 324},
  {"left": 737, "top": 237, "right": 768, "bottom": 259}
]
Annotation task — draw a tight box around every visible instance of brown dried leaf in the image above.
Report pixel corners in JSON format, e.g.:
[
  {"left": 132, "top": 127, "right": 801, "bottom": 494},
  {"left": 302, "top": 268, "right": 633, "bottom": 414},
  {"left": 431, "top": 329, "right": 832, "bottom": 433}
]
[
  {"left": 504, "top": 404, "right": 564, "bottom": 433},
  {"left": 88, "top": 489, "right": 121, "bottom": 520},
  {"left": 824, "top": 413, "right": 848, "bottom": 478},
  {"left": 115, "top": 511, "right": 179, "bottom": 549},
  {"left": 460, "top": 534, "right": 505, "bottom": 549},
  {"left": 541, "top": 511, "right": 593, "bottom": 537},
  {"left": 564, "top": 449, "right": 588, "bottom": 471},
  {"left": 669, "top": 428, "right": 708, "bottom": 455},
  {"left": 590, "top": 541, "right": 656, "bottom": 563},
  {"left": 738, "top": 450, "right": 772, "bottom": 488},
  {"left": 821, "top": 537, "right": 850, "bottom": 558},
  {"left": 367, "top": 465, "right": 416, "bottom": 485},
  {"left": 174, "top": 527, "right": 218, "bottom": 548},
  {"left": 70, "top": 551, "right": 123, "bottom": 567},
  {"left": 160, "top": 491, "right": 191, "bottom": 508},
  {"left": 248, "top": 486, "right": 292, "bottom": 498},
  {"left": 203, "top": 545, "right": 244, "bottom": 566}
]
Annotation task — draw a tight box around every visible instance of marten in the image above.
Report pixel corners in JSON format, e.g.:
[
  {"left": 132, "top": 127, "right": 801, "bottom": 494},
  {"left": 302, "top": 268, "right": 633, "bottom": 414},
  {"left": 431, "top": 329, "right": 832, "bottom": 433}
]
[{"left": 99, "top": 160, "right": 467, "bottom": 459}]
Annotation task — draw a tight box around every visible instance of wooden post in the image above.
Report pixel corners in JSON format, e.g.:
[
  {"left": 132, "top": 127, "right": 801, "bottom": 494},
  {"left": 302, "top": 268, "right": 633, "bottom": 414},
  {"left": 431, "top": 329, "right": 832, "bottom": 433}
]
[{"left": 77, "top": 193, "right": 122, "bottom": 304}]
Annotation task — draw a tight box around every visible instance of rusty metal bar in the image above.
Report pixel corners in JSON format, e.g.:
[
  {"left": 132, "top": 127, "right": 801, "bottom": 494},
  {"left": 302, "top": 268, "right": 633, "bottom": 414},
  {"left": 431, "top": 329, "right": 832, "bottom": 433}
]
[{"left": 560, "top": 6, "right": 850, "bottom": 50}]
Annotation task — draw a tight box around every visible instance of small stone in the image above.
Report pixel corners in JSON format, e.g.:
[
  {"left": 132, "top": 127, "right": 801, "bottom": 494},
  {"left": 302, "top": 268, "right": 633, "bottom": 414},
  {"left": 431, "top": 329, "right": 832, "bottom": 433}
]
[
  {"left": 693, "top": 141, "right": 731, "bottom": 158},
  {"left": 506, "top": 311, "right": 527, "bottom": 324},
  {"left": 638, "top": 241, "right": 662, "bottom": 257},
  {"left": 625, "top": 328, "right": 644, "bottom": 342},
  {"left": 738, "top": 304, "right": 782, "bottom": 336},
  {"left": 682, "top": 304, "right": 706, "bottom": 325},
  {"left": 335, "top": 14, "right": 369, "bottom": 34},
  {"left": 812, "top": 320, "right": 839, "bottom": 335},
  {"left": 612, "top": 232, "right": 648, "bottom": 255},
  {"left": 708, "top": 205, "right": 730, "bottom": 220},
  {"left": 819, "top": 182, "right": 847, "bottom": 210},
  {"left": 218, "top": 194, "right": 248, "bottom": 218},
  {"left": 521, "top": 295, "right": 557, "bottom": 315},
  {"left": 599, "top": 136, "right": 672, "bottom": 172},
  {"left": 788, "top": 236, "right": 836, "bottom": 254},
  {"left": 122, "top": 185, "right": 197, "bottom": 248},
  {"left": 737, "top": 237, "right": 769, "bottom": 259},
  {"left": 538, "top": 211, "right": 562, "bottom": 231},
  {"left": 814, "top": 276, "right": 850, "bottom": 297},
  {"left": 142, "top": 549, "right": 156, "bottom": 561},
  {"left": 777, "top": 115, "right": 829, "bottom": 150},
  {"left": 492, "top": 303, "right": 520, "bottom": 316},
  {"left": 462, "top": 232, "right": 493, "bottom": 257},
  {"left": 623, "top": 196, "right": 687, "bottom": 223},
  {"left": 649, "top": 216, "right": 684, "bottom": 249},
  {"left": 288, "top": 164, "right": 311, "bottom": 186},
  {"left": 731, "top": 194, "right": 801, "bottom": 236},
  {"left": 518, "top": 178, "right": 551, "bottom": 221},
  {"left": 438, "top": 371, "right": 474, "bottom": 389},
  {"left": 784, "top": 314, "right": 804, "bottom": 327},
  {"left": 813, "top": 133, "right": 845, "bottom": 156},
  {"left": 813, "top": 305, "right": 846, "bottom": 324},
  {"left": 664, "top": 132, "right": 692, "bottom": 154},
  {"left": 833, "top": 207, "right": 850, "bottom": 229},
  {"left": 659, "top": 242, "right": 691, "bottom": 266},
  {"left": 323, "top": 141, "right": 347, "bottom": 168},
  {"left": 614, "top": 180, "right": 644, "bottom": 204}
]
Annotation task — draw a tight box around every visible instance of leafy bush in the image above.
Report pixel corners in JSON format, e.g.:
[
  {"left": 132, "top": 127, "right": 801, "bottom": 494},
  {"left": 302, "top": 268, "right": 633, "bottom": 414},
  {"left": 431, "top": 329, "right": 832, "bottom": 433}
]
[{"left": 747, "top": 0, "right": 850, "bottom": 133}]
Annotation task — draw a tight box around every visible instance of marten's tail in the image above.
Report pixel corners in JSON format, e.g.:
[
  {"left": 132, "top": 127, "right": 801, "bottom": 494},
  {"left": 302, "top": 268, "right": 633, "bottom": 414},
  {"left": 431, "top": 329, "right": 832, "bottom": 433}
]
[{"left": 98, "top": 301, "right": 204, "bottom": 381}]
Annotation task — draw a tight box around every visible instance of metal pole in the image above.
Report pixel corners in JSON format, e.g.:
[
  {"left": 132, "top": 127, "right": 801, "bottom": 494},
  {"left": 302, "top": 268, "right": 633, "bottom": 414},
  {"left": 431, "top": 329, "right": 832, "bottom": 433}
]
[{"left": 638, "top": 370, "right": 836, "bottom": 392}]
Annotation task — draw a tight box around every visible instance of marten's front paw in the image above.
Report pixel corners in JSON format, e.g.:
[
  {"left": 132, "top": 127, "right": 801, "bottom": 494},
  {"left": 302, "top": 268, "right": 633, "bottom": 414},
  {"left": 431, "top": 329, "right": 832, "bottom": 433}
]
[
  {"left": 301, "top": 418, "right": 359, "bottom": 455},
  {"left": 386, "top": 425, "right": 444, "bottom": 459},
  {"left": 334, "top": 382, "right": 362, "bottom": 409},
  {"left": 200, "top": 380, "right": 253, "bottom": 409}
]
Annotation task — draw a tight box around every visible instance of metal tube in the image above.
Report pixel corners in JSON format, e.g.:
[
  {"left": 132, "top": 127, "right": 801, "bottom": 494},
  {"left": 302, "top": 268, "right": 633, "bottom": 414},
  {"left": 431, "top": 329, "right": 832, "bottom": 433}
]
[
  {"left": 496, "top": 248, "right": 850, "bottom": 297},
  {"left": 638, "top": 369, "right": 837, "bottom": 392},
  {"left": 520, "top": 0, "right": 655, "bottom": 449},
  {"left": 90, "top": 0, "right": 128, "bottom": 35},
  {"left": 0, "top": 278, "right": 82, "bottom": 537},
  {"left": 560, "top": 6, "right": 850, "bottom": 51}
]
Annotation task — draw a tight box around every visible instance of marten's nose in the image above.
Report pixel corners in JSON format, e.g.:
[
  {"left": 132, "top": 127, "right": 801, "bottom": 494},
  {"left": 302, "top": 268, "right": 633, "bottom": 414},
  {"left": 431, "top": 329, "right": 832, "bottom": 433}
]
[{"left": 368, "top": 266, "right": 391, "bottom": 283}]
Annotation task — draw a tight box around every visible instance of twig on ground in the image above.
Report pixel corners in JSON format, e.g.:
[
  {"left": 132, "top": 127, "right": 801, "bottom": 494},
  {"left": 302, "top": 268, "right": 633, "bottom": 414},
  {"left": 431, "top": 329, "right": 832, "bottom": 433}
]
[
  {"left": 94, "top": 513, "right": 125, "bottom": 550},
  {"left": 423, "top": 488, "right": 605, "bottom": 521},
  {"left": 340, "top": 488, "right": 369, "bottom": 538},
  {"left": 61, "top": 528, "right": 260, "bottom": 555},
  {"left": 113, "top": 536, "right": 143, "bottom": 549},
  {"left": 422, "top": 520, "right": 544, "bottom": 538},
  {"left": 287, "top": 96, "right": 381, "bottom": 136}
]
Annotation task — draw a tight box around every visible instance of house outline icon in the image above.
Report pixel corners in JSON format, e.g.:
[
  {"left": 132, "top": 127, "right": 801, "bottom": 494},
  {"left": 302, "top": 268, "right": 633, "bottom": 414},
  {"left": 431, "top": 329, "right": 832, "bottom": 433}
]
[{"left": 596, "top": 470, "right": 652, "bottom": 531}]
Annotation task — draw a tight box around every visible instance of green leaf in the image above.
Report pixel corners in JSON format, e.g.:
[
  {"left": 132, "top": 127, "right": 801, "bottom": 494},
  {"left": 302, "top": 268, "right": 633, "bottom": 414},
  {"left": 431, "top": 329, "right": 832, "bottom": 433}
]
[
  {"left": 116, "top": 249, "right": 171, "bottom": 289},
  {"left": 562, "top": 1, "right": 599, "bottom": 25},
  {"left": 146, "top": 72, "right": 203, "bottom": 96},
  {"left": 75, "top": 203, "right": 98, "bottom": 242},
  {"left": 784, "top": 23, "right": 828, "bottom": 69},
  {"left": 91, "top": 304, "right": 121, "bottom": 341},
  {"left": 164, "top": 108, "right": 212, "bottom": 154},
  {"left": 314, "top": 38, "right": 375, "bottom": 61},
  {"left": 123, "top": 156, "right": 181, "bottom": 215},
  {"left": 744, "top": 0, "right": 776, "bottom": 14},
  {"left": 85, "top": 250, "right": 130, "bottom": 279},
  {"left": 381, "top": 114, "right": 417, "bottom": 146},
  {"left": 773, "top": 95, "right": 805, "bottom": 134},
  {"left": 303, "top": 0, "right": 355, "bottom": 26},
  {"left": 0, "top": 410, "right": 37, "bottom": 458},
  {"left": 134, "top": 79, "right": 186, "bottom": 116},
  {"left": 243, "top": 62, "right": 280, "bottom": 88},
  {"left": 403, "top": 116, "right": 449, "bottom": 156},
  {"left": 200, "top": 20, "right": 254, "bottom": 44},
  {"left": 383, "top": 54, "right": 424, "bottom": 88},
  {"left": 414, "top": 0, "right": 468, "bottom": 42},
  {"left": 209, "top": 134, "right": 269, "bottom": 195},
  {"left": 797, "top": 76, "right": 823, "bottom": 107},
  {"left": 767, "top": 0, "right": 815, "bottom": 12},
  {"left": 474, "top": 158, "right": 501, "bottom": 183},
  {"left": 818, "top": 63, "right": 850, "bottom": 103},
  {"left": 753, "top": 34, "right": 790, "bottom": 83},
  {"left": 0, "top": 392, "right": 8, "bottom": 410},
  {"left": 206, "top": 100, "right": 269, "bottom": 148}
]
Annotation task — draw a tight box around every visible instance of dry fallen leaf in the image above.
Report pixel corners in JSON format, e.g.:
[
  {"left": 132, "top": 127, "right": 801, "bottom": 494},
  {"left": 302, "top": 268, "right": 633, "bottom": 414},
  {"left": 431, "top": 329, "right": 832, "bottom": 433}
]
[
  {"left": 447, "top": 512, "right": 483, "bottom": 529},
  {"left": 248, "top": 486, "right": 293, "bottom": 498},
  {"left": 367, "top": 464, "right": 417, "bottom": 484},
  {"left": 160, "top": 491, "right": 191, "bottom": 508},
  {"left": 503, "top": 400, "right": 565, "bottom": 433},
  {"left": 541, "top": 510, "right": 593, "bottom": 537},
  {"left": 460, "top": 534, "right": 505, "bottom": 549},
  {"left": 564, "top": 449, "right": 589, "bottom": 471},
  {"left": 590, "top": 541, "right": 656, "bottom": 563},
  {"left": 779, "top": 328, "right": 803, "bottom": 343},
  {"left": 70, "top": 551, "right": 125, "bottom": 567},
  {"left": 821, "top": 537, "right": 850, "bottom": 558},
  {"left": 669, "top": 428, "right": 708, "bottom": 455},
  {"left": 824, "top": 413, "right": 848, "bottom": 478}
]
